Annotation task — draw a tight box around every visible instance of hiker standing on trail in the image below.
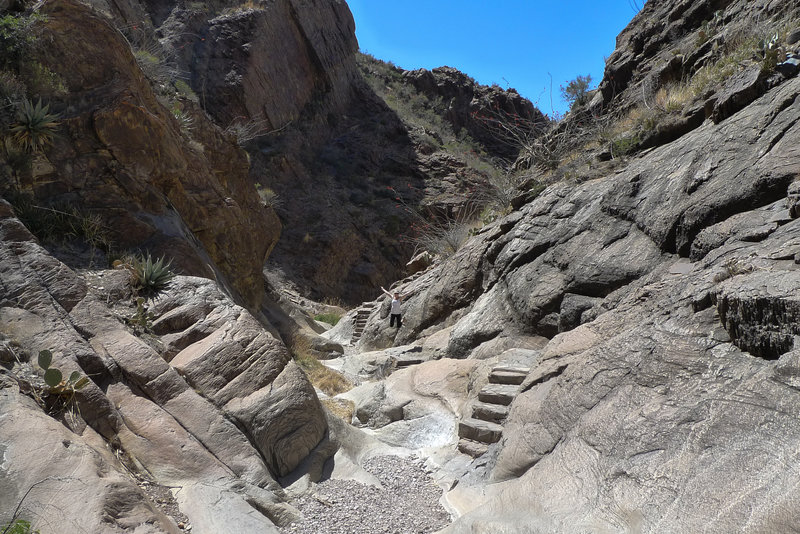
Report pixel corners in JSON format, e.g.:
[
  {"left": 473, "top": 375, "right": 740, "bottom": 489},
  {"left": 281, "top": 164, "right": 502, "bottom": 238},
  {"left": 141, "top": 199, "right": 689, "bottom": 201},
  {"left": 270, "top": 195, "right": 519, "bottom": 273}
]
[{"left": 381, "top": 286, "right": 407, "bottom": 328}]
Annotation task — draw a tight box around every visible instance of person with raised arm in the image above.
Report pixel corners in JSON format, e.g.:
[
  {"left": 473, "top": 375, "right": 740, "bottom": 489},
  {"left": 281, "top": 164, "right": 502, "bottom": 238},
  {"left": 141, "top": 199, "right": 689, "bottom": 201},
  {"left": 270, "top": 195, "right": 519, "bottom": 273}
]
[{"left": 380, "top": 286, "right": 408, "bottom": 328}]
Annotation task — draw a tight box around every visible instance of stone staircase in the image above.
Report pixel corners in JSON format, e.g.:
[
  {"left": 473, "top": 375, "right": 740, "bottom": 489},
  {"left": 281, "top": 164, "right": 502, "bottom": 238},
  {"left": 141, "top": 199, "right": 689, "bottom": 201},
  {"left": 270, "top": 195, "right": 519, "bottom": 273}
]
[
  {"left": 457, "top": 365, "right": 530, "bottom": 458},
  {"left": 350, "top": 303, "right": 376, "bottom": 344}
]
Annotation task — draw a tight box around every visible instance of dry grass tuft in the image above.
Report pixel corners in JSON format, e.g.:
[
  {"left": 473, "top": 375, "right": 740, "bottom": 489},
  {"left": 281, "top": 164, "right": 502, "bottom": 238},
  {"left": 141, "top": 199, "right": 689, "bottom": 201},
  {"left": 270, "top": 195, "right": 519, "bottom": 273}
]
[
  {"left": 291, "top": 334, "right": 352, "bottom": 396},
  {"left": 321, "top": 398, "right": 355, "bottom": 421},
  {"left": 654, "top": 84, "right": 694, "bottom": 113}
]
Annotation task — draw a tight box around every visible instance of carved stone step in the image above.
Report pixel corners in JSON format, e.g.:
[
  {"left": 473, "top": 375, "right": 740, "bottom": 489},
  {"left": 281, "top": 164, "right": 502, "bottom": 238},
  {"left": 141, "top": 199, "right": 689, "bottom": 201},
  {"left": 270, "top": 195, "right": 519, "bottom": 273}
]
[
  {"left": 489, "top": 370, "right": 528, "bottom": 385},
  {"left": 471, "top": 401, "right": 509, "bottom": 423},
  {"left": 458, "top": 438, "right": 489, "bottom": 458},
  {"left": 478, "top": 384, "right": 519, "bottom": 406},
  {"left": 394, "top": 356, "right": 424, "bottom": 368},
  {"left": 458, "top": 418, "right": 503, "bottom": 444},
  {"left": 492, "top": 365, "right": 531, "bottom": 375}
]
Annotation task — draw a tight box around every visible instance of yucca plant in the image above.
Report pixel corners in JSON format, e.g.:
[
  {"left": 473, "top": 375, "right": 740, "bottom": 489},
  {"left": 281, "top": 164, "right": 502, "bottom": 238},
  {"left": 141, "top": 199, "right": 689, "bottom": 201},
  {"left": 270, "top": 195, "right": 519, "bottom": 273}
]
[
  {"left": 9, "top": 98, "right": 59, "bottom": 153},
  {"left": 131, "top": 253, "right": 175, "bottom": 292}
]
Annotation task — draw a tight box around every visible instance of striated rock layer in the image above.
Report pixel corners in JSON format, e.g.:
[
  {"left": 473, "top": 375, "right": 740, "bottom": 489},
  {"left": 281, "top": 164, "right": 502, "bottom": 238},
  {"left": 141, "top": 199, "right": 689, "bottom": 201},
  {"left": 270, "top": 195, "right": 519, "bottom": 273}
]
[{"left": 0, "top": 199, "right": 327, "bottom": 533}]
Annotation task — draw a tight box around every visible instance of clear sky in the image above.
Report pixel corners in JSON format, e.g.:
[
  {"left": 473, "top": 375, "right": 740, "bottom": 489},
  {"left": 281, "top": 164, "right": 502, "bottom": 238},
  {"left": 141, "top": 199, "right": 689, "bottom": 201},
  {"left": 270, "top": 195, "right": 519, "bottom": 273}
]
[{"left": 347, "top": 1, "right": 642, "bottom": 117}]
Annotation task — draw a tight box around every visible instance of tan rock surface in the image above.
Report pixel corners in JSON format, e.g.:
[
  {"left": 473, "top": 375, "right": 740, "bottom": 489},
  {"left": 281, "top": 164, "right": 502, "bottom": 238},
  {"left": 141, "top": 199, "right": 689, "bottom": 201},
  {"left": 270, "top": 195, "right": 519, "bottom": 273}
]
[{"left": 0, "top": 202, "right": 325, "bottom": 531}]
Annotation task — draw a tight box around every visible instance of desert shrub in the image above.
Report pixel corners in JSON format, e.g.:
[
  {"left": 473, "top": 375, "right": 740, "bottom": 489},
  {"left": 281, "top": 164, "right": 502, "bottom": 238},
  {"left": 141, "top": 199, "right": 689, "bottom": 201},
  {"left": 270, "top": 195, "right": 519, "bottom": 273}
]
[
  {"left": 134, "top": 49, "right": 168, "bottom": 82},
  {"left": 255, "top": 182, "right": 282, "bottom": 209},
  {"left": 7, "top": 194, "right": 111, "bottom": 252},
  {"left": 170, "top": 104, "right": 193, "bottom": 133},
  {"left": 1, "top": 519, "right": 40, "bottom": 534},
  {"left": 686, "top": 20, "right": 789, "bottom": 98},
  {"left": 0, "top": 70, "right": 25, "bottom": 106},
  {"left": 321, "top": 397, "right": 355, "bottom": 421},
  {"left": 9, "top": 98, "right": 59, "bottom": 153},
  {"left": 221, "top": 0, "right": 265, "bottom": 14},
  {"left": 610, "top": 133, "right": 641, "bottom": 158},
  {"left": 413, "top": 215, "right": 476, "bottom": 258},
  {"left": 601, "top": 105, "right": 659, "bottom": 159},
  {"left": 0, "top": 12, "right": 45, "bottom": 71},
  {"left": 561, "top": 74, "right": 593, "bottom": 109},
  {"left": 130, "top": 253, "right": 175, "bottom": 292},
  {"left": 23, "top": 62, "right": 67, "bottom": 97},
  {"left": 173, "top": 79, "right": 198, "bottom": 102},
  {"left": 225, "top": 116, "right": 275, "bottom": 145},
  {"left": 125, "top": 297, "right": 155, "bottom": 333},
  {"left": 0, "top": 136, "right": 32, "bottom": 181},
  {"left": 654, "top": 83, "right": 693, "bottom": 113},
  {"left": 713, "top": 258, "right": 754, "bottom": 283},
  {"left": 314, "top": 312, "right": 341, "bottom": 326}
]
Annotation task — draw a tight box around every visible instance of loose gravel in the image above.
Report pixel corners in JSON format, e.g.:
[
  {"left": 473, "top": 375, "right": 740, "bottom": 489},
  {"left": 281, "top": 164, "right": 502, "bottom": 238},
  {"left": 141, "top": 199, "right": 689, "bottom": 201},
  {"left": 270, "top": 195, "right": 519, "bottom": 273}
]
[{"left": 281, "top": 455, "right": 451, "bottom": 534}]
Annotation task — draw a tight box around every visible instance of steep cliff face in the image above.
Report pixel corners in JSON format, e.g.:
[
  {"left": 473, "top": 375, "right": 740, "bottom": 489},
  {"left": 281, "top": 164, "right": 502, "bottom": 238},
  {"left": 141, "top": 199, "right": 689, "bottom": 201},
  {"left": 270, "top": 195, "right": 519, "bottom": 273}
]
[
  {"left": 597, "top": 0, "right": 800, "bottom": 112},
  {"left": 81, "top": 0, "right": 531, "bottom": 303},
  {"left": 160, "top": 0, "right": 358, "bottom": 130},
  {"left": 402, "top": 65, "right": 548, "bottom": 161},
  {"left": 0, "top": 2, "right": 334, "bottom": 531},
  {"left": 3, "top": 0, "right": 279, "bottom": 309}
]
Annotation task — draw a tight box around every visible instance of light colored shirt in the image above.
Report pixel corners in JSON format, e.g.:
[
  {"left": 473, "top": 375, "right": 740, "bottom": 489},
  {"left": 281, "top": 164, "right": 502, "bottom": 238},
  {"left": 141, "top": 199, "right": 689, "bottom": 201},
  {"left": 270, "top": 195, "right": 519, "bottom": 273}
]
[{"left": 391, "top": 298, "right": 402, "bottom": 314}]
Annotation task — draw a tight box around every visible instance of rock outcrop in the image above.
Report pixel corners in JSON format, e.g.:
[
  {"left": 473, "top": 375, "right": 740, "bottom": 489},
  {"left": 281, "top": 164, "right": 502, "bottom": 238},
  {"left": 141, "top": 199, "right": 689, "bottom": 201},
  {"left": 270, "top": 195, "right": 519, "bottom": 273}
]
[
  {"left": 596, "top": 0, "right": 800, "bottom": 113},
  {"left": 0, "top": 199, "right": 327, "bottom": 532},
  {"left": 398, "top": 65, "right": 548, "bottom": 161}
]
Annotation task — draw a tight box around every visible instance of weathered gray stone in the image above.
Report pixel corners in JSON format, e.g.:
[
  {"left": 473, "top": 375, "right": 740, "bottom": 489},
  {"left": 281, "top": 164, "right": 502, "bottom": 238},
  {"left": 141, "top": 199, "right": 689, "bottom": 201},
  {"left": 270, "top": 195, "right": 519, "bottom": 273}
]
[
  {"left": 471, "top": 401, "right": 510, "bottom": 423},
  {"left": 714, "top": 271, "right": 800, "bottom": 360},
  {"left": 710, "top": 64, "right": 767, "bottom": 124},
  {"left": 478, "top": 384, "right": 519, "bottom": 406},
  {"left": 788, "top": 181, "right": 800, "bottom": 218},
  {"left": 777, "top": 57, "right": 800, "bottom": 77},
  {"left": 0, "top": 383, "right": 177, "bottom": 534}
]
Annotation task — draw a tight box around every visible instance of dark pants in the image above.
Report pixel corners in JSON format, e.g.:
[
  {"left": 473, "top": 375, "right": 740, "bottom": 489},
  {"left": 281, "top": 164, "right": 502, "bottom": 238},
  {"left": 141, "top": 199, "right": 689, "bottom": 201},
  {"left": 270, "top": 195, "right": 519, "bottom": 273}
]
[{"left": 390, "top": 314, "right": 402, "bottom": 328}]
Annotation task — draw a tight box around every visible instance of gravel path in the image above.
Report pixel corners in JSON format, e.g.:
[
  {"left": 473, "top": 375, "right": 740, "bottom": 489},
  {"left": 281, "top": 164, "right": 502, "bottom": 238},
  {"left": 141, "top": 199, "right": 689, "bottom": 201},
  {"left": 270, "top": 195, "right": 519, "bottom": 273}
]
[{"left": 281, "top": 455, "right": 451, "bottom": 534}]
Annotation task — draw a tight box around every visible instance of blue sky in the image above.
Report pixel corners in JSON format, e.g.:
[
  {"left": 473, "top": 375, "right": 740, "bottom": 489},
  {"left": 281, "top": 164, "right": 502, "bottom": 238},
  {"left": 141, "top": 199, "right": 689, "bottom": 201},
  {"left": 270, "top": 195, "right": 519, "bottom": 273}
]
[{"left": 348, "top": 1, "right": 642, "bottom": 117}]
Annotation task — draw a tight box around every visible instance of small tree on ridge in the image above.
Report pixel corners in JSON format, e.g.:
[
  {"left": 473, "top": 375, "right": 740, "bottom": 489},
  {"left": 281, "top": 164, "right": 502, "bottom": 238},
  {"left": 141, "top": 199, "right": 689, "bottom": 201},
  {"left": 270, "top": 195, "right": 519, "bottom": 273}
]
[{"left": 561, "top": 74, "right": 593, "bottom": 110}]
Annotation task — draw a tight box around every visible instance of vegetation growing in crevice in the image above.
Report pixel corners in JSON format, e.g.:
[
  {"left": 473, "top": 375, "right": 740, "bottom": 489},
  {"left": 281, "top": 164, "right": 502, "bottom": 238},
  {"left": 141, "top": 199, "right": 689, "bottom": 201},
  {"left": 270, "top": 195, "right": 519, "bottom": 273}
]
[
  {"left": 127, "top": 253, "right": 176, "bottom": 293},
  {"left": 357, "top": 52, "right": 546, "bottom": 246},
  {"left": 5, "top": 193, "right": 112, "bottom": 261},
  {"left": 314, "top": 312, "right": 341, "bottom": 326},
  {"left": 290, "top": 334, "right": 351, "bottom": 396},
  {"left": 1, "top": 519, "right": 40, "bottom": 534},
  {"left": 598, "top": 15, "right": 796, "bottom": 160},
  {"left": 9, "top": 98, "right": 59, "bottom": 153}
]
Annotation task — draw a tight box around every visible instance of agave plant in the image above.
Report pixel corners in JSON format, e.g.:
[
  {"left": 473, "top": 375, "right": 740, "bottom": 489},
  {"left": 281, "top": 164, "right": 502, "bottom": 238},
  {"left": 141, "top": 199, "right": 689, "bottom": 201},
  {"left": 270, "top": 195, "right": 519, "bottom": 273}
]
[
  {"left": 131, "top": 253, "right": 175, "bottom": 292},
  {"left": 9, "top": 98, "right": 59, "bottom": 153}
]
